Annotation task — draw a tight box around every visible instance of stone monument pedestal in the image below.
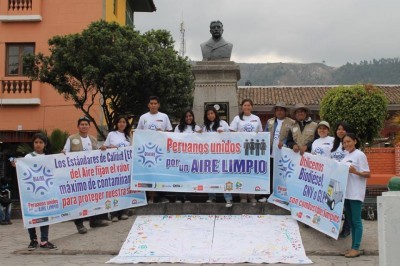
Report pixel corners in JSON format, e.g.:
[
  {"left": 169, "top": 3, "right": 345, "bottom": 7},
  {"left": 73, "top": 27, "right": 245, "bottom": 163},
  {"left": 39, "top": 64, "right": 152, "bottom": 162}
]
[{"left": 191, "top": 61, "right": 241, "bottom": 125}]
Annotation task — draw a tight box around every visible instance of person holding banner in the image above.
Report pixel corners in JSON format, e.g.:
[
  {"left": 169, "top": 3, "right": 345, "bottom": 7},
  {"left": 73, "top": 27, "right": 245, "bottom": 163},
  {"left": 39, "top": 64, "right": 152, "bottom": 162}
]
[
  {"left": 311, "top": 121, "right": 334, "bottom": 158},
  {"left": 286, "top": 103, "right": 317, "bottom": 155},
  {"left": 341, "top": 133, "right": 370, "bottom": 258},
  {"left": 202, "top": 106, "right": 233, "bottom": 207},
  {"left": 174, "top": 110, "right": 202, "bottom": 203},
  {"left": 331, "top": 121, "right": 354, "bottom": 238},
  {"left": 259, "top": 103, "right": 294, "bottom": 203},
  {"left": 229, "top": 99, "right": 263, "bottom": 205},
  {"left": 101, "top": 115, "right": 132, "bottom": 222},
  {"left": 63, "top": 116, "right": 110, "bottom": 234},
  {"left": 137, "top": 96, "right": 173, "bottom": 204},
  {"left": 12, "top": 133, "right": 57, "bottom": 250}
]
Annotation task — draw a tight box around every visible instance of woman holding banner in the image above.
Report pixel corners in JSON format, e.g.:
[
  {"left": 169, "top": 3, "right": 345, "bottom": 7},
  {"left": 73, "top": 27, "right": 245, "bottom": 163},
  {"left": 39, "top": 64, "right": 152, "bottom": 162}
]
[
  {"left": 229, "top": 99, "right": 263, "bottom": 205},
  {"left": 12, "top": 133, "right": 58, "bottom": 250},
  {"left": 100, "top": 115, "right": 132, "bottom": 222},
  {"left": 331, "top": 121, "right": 354, "bottom": 238},
  {"left": 174, "top": 110, "right": 201, "bottom": 203},
  {"left": 202, "top": 106, "right": 232, "bottom": 207},
  {"left": 341, "top": 133, "right": 370, "bottom": 258}
]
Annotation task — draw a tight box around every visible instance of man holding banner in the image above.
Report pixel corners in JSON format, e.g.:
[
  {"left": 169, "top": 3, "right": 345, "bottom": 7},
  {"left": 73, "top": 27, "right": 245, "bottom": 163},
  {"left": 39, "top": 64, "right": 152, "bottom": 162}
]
[
  {"left": 259, "top": 103, "right": 294, "bottom": 203},
  {"left": 62, "top": 116, "right": 110, "bottom": 234}
]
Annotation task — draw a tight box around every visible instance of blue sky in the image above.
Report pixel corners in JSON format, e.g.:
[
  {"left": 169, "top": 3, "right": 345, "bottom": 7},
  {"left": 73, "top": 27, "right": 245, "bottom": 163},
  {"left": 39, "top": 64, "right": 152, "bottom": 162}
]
[{"left": 134, "top": 0, "right": 400, "bottom": 66}]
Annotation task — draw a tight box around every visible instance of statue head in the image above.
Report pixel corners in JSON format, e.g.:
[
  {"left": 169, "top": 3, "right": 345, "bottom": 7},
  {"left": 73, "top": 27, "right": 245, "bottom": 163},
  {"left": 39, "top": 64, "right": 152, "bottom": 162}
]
[{"left": 209, "top": 20, "right": 224, "bottom": 40}]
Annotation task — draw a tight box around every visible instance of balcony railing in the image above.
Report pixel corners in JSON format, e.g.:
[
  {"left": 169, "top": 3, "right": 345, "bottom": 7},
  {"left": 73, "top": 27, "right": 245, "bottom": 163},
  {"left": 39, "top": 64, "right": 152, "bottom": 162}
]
[
  {"left": 8, "top": 0, "right": 32, "bottom": 11},
  {"left": 0, "top": 0, "right": 42, "bottom": 21},
  {"left": 2, "top": 79, "right": 32, "bottom": 93}
]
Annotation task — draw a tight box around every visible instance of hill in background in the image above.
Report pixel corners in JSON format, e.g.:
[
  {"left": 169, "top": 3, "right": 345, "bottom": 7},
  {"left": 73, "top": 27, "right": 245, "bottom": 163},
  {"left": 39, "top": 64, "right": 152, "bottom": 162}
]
[{"left": 238, "top": 58, "right": 400, "bottom": 86}]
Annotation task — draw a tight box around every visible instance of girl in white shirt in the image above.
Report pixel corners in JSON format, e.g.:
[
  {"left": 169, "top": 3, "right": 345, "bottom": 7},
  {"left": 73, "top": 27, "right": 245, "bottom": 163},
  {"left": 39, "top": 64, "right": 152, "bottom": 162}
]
[
  {"left": 230, "top": 99, "right": 262, "bottom": 205},
  {"left": 203, "top": 106, "right": 232, "bottom": 207},
  {"left": 174, "top": 110, "right": 201, "bottom": 203},
  {"left": 341, "top": 133, "right": 370, "bottom": 258},
  {"left": 311, "top": 121, "right": 334, "bottom": 158},
  {"left": 13, "top": 133, "right": 57, "bottom": 250},
  {"left": 101, "top": 116, "right": 132, "bottom": 222},
  {"left": 330, "top": 121, "right": 353, "bottom": 238}
]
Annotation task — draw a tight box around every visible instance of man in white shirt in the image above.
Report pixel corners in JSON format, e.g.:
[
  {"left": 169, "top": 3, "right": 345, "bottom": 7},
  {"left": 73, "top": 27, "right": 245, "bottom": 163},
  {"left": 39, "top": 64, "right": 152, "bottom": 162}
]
[
  {"left": 63, "top": 116, "right": 110, "bottom": 234},
  {"left": 137, "top": 96, "right": 172, "bottom": 203}
]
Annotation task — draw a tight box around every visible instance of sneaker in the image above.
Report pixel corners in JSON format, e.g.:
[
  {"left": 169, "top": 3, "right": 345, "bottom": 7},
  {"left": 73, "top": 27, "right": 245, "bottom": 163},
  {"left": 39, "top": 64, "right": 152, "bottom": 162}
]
[
  {"left": 40, "top": 241, "right": 58, "bottom": 250},
  {"left": 240, "top": 199, "right": 248, "bottom": 203},
  {"left": 250, "top": 199, "right": 257, "bottom": 205},
  {"left": 206, "top": 199, "right": 215, "bottom": 203},
  {"left": 111, "top": 216, "right": 119, "bottom": 222},
  {"left": 345, "top": 249, "right": 361, "bottom": 258},
  {"left": 6, "top": 220, "right": 12, "bottom": 225},
  {"left": 120, "top": 214, "right": 129, "bottom": 220},
  {"left": 175, "top": 200, "right": 182, "bottom": 203},
  {"left": 258, "top": 197, "right": 267, "bottom": 203},
  {"left": 184, "top": 200, "right": 191, "bottom": 203},
  {"left": 90, "top": 219, "right": 111, "bottom": 228},
  {"left": 0, "top": 221, "right": 7, "bottom": 225},
  {"left": 28, "top": 240, "right": 38, "bottom": 250},
  {"left": 225, "top": 201, "right": 233, "bottom": 208},
  {"left": 148, "top": 199, "right": 154, "bottom": 204},
  {"left": 160, "top": 197, "right": 170, "bottom": 203},
  {"left": 339, "top": 230, "right": 351, "bottom": 238},
  {"left": 76, "top": 225, "right": 87, "bottom": 234}
]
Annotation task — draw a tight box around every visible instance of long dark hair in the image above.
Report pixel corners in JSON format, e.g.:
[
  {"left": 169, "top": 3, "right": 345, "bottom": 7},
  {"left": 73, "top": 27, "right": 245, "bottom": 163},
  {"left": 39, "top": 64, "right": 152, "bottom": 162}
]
[
  {"left": 343, "top": 132, "right": 361, "bottom": 149},
  {"left": 32, "top": 133, "right": 51, "bottom": 155},
  {"left": 239, "top": 99, "right": 253, "bottom": 121},
  {"left": 113, "top": 115, "right": 131, "bottom": 141},
  {"left": 178, "top": 110, "right": 196, "bottom": 132},
  {"left": 204, "top": 106, "right": 221, "bottom": 132},
  {"left": 331, "top": 121, "right": 354, "bottom": 152}
]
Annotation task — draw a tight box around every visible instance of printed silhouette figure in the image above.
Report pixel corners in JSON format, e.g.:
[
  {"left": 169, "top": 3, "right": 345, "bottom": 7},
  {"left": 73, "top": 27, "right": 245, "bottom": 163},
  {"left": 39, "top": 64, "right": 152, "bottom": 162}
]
[
  {"left": 260, "top": 139, "right": 267, "bottom": 155},
  {"left": 255, "top": 139, "right": 261, "bottom": 156},
  {"left": 250, "top": 139, "right": 255, "bottom": 155},
  {"left": 244, "top": 139, "right": 250, "bottom": 156}
]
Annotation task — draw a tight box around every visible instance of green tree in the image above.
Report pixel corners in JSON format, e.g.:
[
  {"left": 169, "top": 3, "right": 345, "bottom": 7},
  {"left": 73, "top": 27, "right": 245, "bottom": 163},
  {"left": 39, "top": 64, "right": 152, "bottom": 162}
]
[
  {"left": 320, "top": 84, "right": 388, "bottom": 146},
  {"left": 25, "top": 20, "right": 193, "bottom": 138},
  {"left": 16, "top": 129, "right": 69, "bottom": 155}
]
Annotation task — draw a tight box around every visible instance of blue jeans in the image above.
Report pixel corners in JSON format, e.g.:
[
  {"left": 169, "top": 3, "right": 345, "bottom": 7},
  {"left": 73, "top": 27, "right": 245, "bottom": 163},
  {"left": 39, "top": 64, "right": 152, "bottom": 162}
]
[
  {"left": 208, "top": 193, "right": 232, "bottom": 202},
  {"left": 0, "top": 202, "right": 12, "bottom": 221},
  {"left": 28, "top": 225, "right": 49, "bottom": 242}
]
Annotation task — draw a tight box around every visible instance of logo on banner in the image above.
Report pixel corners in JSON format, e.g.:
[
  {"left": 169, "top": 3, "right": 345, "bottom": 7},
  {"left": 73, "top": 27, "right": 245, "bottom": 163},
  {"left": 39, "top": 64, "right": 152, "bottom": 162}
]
[
  {"left": 137, "top": 142, "right": 164, "bottom": 167},
  {"left": 22, "top": 163, "right": 55, "bottom": 195},
  {"left": 277, "top": 155, "right": 295, "bottom": 179},
  {"left": 225, "top": 181, "right": 233, "bottom": 191}
]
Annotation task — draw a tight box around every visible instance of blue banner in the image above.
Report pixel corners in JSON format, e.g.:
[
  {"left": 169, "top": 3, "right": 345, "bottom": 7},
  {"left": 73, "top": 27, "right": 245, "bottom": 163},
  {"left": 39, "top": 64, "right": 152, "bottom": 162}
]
[
  {"left": 268, "top": 148, "right": 290, "bottom": 210},
  {"left": 16, "top": 147, "right": 147, "bottom": 229},
  {"left": 132, "top": 131, "right": 270, "bottom": 194},
  {"left": 280, "top": 148, "right": 349, "bottom": 239}
]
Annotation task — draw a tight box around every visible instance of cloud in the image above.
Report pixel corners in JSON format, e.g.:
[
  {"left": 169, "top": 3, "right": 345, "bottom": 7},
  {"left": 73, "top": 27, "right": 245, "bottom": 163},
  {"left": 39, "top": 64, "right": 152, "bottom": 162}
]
[{"left": 135, "top": 0, "right": 400, "bottom": 66}]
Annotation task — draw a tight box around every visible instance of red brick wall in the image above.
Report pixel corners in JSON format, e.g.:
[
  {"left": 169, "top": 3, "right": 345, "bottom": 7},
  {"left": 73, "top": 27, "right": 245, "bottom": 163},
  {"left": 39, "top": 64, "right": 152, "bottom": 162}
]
[{"left": 364, "top": 146, "right": 400, "bottom": 185}]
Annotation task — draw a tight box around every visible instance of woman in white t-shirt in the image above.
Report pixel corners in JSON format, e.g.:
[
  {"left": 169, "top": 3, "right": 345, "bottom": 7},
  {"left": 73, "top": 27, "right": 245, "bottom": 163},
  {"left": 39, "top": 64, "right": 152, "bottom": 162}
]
[
  {"left": 101, "top": 116, "right": 132, "bottom": 222},
  {"left": 330, "top": 121, "right": 354, "bottom": 238},
  {"left": 311, "top": 121, "right": 334, "bottom": 158},
  {"left": 341, "top": 133, "right": 370, "bottom": 258},
  {"left": 174, "top": 110, "right": 201, "bottom": 203},
  {"left": 203, "top": 106, "right": 232, "bottom": 207},
  {"left": 230, "top": 99, "right": 263, "bottom": 205},
  {"left": 12, "top": 133, "right": 57, "bottom": 250}
]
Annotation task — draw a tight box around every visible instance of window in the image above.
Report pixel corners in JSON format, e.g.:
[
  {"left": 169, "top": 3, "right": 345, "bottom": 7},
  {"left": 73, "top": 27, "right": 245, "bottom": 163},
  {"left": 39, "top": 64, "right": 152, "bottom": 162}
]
[
  {"left": 6, "top": 43, "right": 35, "bottom": 76},
  {"left": 113, "top": 0, "right": 118, "bottom": 16}
]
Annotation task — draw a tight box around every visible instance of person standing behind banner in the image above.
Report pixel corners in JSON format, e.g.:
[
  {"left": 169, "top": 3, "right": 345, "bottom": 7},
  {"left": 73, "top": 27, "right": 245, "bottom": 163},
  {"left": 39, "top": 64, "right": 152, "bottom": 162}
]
[
  {"left": 229, "top": 99, "right": 263, "bottom": 205},
  {"left": 174, "top": 110, "right": 201, "bottom": 203},
  {"left": 202, "top": 106, "right": 232, "bottom": 207},
  {"left": 12, "top": 133, "right": 57, "bottom": 250},
  {"left": 286, "top": 103, "right": 317, "bottom": 155},
  {"left": 311, "top": 121, "right": 334, "bottom": 158},
  {"left": 63, "top": 116, "right": 110, "bottom": 234},
  {"left": 331, "top": 121, "right": 354, "bottom": 238},
  {"left": 341, "top": 133, "right": 370, "bottom": 258},
  {"left": 100, "top": 115, "right": 132, "bottom": 222},
  {"left": 136, "top": 96, "right": 173, "bottom": 203},
  {"left": 259, "top": 103, "right": 294, "bottom": 203}
]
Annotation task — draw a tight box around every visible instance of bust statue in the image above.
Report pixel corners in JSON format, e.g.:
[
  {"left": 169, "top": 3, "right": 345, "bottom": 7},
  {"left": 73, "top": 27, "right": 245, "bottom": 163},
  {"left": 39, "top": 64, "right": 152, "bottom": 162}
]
[{"left": 200, "top": 21, "right": 233, "bottom": 61}]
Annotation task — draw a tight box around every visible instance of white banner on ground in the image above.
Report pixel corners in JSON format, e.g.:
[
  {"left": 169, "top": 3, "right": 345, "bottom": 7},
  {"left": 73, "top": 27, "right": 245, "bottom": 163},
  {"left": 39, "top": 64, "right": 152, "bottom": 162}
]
[{"left": 107, "top": 215, "right": 312, "bottom": 264}]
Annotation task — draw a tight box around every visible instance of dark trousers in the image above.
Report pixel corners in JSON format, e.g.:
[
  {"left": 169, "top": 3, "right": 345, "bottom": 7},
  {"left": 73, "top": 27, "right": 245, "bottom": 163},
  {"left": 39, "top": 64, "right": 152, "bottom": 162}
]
[
  {"left": 74, "top": 214, "right": 108, "bottom": 227},
  {"left": 111, "top": 209, "right": 128, "bottom": 218},
  {"left": 28, "top": 225, "right": 49, "bottom": 242}
]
